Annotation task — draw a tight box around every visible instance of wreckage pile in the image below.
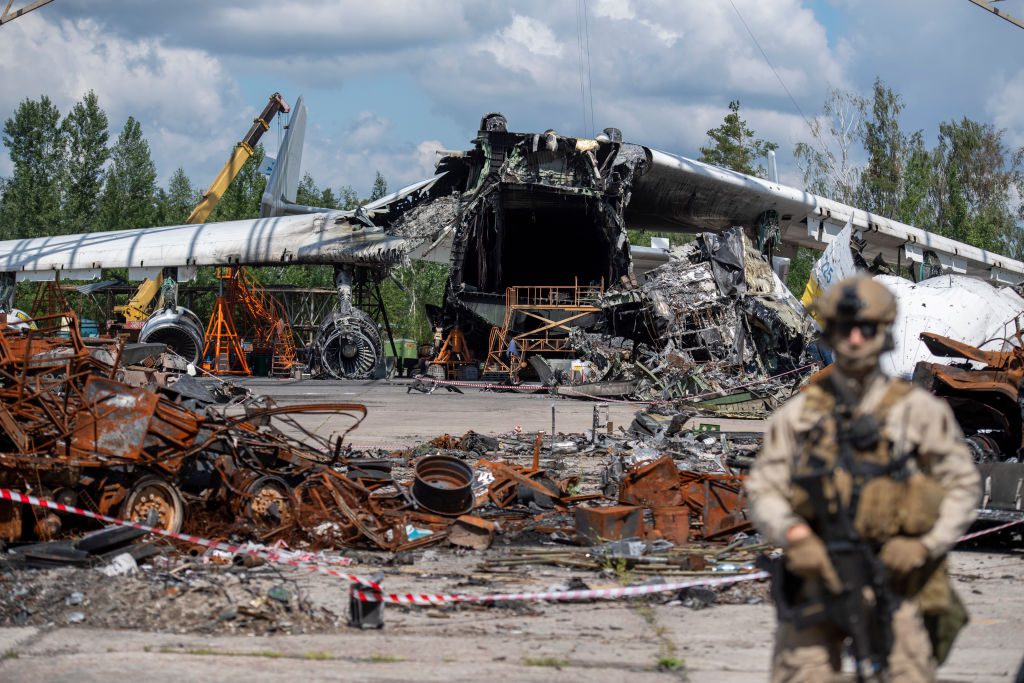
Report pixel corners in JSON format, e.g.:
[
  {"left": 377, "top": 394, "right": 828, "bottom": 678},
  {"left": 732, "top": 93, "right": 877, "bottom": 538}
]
[
  {"left": 0, "top": 311, "right": 367, "bottom": 543},
  {"left": 0, "top": 312, "right": 757, "bottom": 557},
  {"left": 0, "top": 310, "right": 773, "bottom": 638},
  {"left": 549, "top": 227, "right": 814, "bottom": 409}
]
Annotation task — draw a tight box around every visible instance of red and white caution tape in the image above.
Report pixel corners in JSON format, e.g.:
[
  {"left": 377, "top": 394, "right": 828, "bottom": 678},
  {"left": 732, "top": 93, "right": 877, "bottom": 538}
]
[
  {"left": 354, "top": 570, "right": 770, "bottom": 605},
  {"left": 0, "top": 488, "right": 379, "bottom": 589},
  {"left": 956, "top": 518, "right": 1024, "bottom": 542},
  {"left": 7, "top": 486, "right": 1017, "bottom": 609},
  {"left": 0, "top": 487, "right": 768, "bottom": 604}
]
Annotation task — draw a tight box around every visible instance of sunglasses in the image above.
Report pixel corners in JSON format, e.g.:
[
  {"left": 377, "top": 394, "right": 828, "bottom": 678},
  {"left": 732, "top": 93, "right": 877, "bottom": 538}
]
[{"left": 833, "top": 321, "right": 879, "bottom": 339}]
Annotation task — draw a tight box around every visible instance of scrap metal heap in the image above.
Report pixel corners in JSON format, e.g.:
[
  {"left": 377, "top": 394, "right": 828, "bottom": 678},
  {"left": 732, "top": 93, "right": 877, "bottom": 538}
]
[
  {"left": 545, "top": 227, "right": 813, "bottom": 407},
  {"left": 0, "top": 311, "right": 367, "bottom": 544},
  {"left": 913, "top": 331, "right": 1024, "bottom": 524},
  {"left": 0, "top": 311, "right": 756, "bottom": 558}
]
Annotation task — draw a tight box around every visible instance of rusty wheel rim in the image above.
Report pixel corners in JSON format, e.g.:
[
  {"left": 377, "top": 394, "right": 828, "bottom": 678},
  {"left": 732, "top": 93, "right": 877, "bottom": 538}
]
[
  {"left": 124, "top": 479, "right": 184, "bottom": 532},
  {"left": 130, "top": 488, "right": 175, "bottom": 527},
  {"left": 248, "top": 483, "right": 293, "bottom": 524}
]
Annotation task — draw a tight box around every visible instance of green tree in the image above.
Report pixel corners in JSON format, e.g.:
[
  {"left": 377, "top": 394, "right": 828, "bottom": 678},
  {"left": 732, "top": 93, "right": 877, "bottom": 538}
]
[
  {"left": 295, "top": 172, "right": 320, "bottom": 208},
  {"left": 380, "top": 261, "right": 450, "bottom": 342},
  {"left": 99, "top": 116, "right": 158, "bottom": 231},
  {"left": 369, "top": 171, "right": 388, "bottom": 201},
  {"left": 0, "top": 96, "right": 65, "bottom": 239},
  {"left": 930, "top": 118, "right": 1022, "bottom": 252},
  {"left": 159, "top": 167, "right": 198, "bottom": 225},
  {"left": 896, "top": 131, "right": 936, "bottom": 230},
  {"left": 785, "top": 248, "right": 816, "bottom": 297},
  {"left": 319, "top": 187, "right": 339, "bottom": 209},
  {"left": 208, "top": 145, "right": 266, "bottom": 221},
  {"left": 62, "top": 90, "right": 109, "bottom": 234},
  {"left": 699, "top": 100, "right": 778, "bottom": 178},
  {"left": 338, "top": 185, "right": 360, "bottom": 210},
  {"left": 794, "top": 88, "right": 866, "bottom": 203},
  {"left": 859, "top": 78, "right": 905, "bottom": 218}
]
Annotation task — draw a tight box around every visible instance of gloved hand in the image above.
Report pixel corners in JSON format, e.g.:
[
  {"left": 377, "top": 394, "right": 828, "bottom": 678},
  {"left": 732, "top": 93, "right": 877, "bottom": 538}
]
[
  {"left": 880, "top": 536, "right": 929, "bottom": 575},
  {"left": 785, "top": 532, "right": 843, "bottom": 594}
]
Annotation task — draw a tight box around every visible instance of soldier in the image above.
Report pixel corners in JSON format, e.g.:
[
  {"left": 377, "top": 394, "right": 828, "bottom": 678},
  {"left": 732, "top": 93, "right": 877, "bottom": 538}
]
[{"left": 746, "top": 275, "right": 980, "bottom": 682}]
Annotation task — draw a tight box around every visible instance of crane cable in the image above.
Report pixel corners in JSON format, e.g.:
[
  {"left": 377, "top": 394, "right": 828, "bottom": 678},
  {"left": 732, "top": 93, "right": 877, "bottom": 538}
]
[{"left": 727, "top": 0, "right": 845, "bottom": 185}]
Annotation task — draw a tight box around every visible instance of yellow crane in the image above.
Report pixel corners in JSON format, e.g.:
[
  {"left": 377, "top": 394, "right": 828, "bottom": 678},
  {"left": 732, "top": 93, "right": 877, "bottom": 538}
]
[
  {"left": 187, "top": 92, "right": 290, "bottom": 224},
  {"left": 115, "top": 93, "right": 291, "bottom": 324}
]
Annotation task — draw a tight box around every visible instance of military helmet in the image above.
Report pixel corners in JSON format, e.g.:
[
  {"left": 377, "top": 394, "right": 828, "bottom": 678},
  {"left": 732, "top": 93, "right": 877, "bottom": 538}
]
[{"left": 814, "top": 275, "right": 897, "bottom": 326}]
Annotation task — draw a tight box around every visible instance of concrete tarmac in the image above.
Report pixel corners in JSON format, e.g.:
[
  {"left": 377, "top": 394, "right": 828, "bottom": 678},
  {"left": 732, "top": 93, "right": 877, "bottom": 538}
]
[{"left": 1, "top": 377, "right": 1019, "bottom": 682}]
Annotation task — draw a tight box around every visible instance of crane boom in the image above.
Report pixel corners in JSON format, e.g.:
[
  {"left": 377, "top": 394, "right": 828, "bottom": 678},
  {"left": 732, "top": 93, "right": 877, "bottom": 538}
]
[
  {"left": 967, "top": 0, "right": 1024, "bottom": 31},
  {"left": 115, "top": 93, "right": 291, "bottom": 324},
  {"left": 187, "top": 92, "right": 290, "bottom": 225}
]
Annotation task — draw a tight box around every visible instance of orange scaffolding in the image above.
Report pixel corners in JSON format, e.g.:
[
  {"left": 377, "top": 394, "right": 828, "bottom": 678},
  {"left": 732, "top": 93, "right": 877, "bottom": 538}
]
[
  {"left": 202, "top": 291, "right": 250, "bottom": 375},
  {"left": 201, "top": 267, "right": 298, "bottom": 376},
  {"left": 231, "top": 267, "right": 298, "bottom": 376},
  {"left": 29, "top": 277, "right": 69, "bottom": 317},
  {"left": 483, "top": 280, "right": 603, "bottom": 382}
]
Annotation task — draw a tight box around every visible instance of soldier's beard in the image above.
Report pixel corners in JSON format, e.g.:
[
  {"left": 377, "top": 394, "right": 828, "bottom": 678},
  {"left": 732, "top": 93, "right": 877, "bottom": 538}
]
[
  {"left": 829, "top": 331, "right": 888, "bottom": 379},
  {"left": 834, "top": 350, "right": 879, "bottom": 378}
]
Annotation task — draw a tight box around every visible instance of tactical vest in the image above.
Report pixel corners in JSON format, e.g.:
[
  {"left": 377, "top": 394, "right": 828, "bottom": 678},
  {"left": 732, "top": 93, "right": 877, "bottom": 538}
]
[{"left": 790, "top": 376, "right": 950, "bottom": 612}]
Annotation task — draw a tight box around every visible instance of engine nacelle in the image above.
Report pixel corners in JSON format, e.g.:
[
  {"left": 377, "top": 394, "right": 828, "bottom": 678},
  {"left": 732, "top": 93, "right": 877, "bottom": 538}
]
[
  {"left": 312, "top": 309, "right": 383, "bottom": 379},
  {"left": 139, "top": 306, "right": 205, "bottom": 365}
]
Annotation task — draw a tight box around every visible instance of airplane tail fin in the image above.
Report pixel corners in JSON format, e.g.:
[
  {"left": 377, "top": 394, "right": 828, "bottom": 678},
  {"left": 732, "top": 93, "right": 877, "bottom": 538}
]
[{"left": 260, "top": 95, "right": 307, "bottom": 217}]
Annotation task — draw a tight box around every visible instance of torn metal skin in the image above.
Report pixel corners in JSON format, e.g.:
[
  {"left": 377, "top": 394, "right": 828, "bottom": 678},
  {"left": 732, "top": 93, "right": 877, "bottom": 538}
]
[
  {"left": 913, "top": 330, "right": 1024, "bottom": 525},
  {"left": 913, "top": 330, "right": 1024, "bottom": 462}
]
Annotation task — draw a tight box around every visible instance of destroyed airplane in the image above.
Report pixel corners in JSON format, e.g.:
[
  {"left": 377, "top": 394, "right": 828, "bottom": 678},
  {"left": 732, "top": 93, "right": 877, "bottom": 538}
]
[
  {"left": 0, "top": 102, "right": 1023, "bottom": 382},
  {"left": 912, "top": 332, "right": 1024, "bottom": 526}
]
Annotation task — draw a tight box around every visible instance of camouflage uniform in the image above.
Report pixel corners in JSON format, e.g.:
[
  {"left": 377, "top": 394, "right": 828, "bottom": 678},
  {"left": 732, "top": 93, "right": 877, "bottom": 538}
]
[{"left": 746, "top": 276, "right": 980, "bottom": 683}]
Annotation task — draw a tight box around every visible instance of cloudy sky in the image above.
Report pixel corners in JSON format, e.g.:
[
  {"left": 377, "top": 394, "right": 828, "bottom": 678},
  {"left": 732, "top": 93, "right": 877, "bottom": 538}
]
[{"left": 1, "top": 0, "right": 1023, "bottom": 196}]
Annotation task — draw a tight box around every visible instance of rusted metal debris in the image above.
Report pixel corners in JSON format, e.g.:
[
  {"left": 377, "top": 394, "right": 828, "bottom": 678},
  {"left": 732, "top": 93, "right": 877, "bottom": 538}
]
[
  {"left": 0, "top": 311, "right": 366, "bottom": 543},
  {"left": 914, "top": 330, "right": 1024, "bottom": 463},
  {"left": 575, "top": 454, "right": 750, "bottom": 544},
  {"left": 0, "top": 311, "right": 760, "bottom": 558},
  {"left": 913, "top": 331, "right": 1024, "bottom": 527}
]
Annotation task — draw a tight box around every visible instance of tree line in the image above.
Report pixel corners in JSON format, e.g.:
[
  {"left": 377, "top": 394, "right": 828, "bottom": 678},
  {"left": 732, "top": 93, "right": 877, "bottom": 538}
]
[
  {"left": 2, "top": 83, "right": 1021, "bottom": 340},
  {"left": 0, "top": 91, "right": 444, "bottom": 343},
  {"left": 0, "top": 91, "right": 394, "bottom": 237},
  {"left": 695, "top": 80, "right": 1024, "bottom": 292}
]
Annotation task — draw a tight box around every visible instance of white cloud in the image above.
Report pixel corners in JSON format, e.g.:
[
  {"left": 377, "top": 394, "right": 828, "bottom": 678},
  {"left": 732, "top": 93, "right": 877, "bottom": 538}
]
[
  {"left": 0, "top": 16, "right": 244, "bottom": 184},
  {"left": 473, "top": 15, "right": 565, "bottom": 84},
  {"left": 302, "top": 113, "right": 446, "bottom": 197},
  {"left": 987, "top": 70, "right": 1024, "bottom": 148},
  {"left": 593, "top": 0, "right": 635, "bottom": 22},
  {"left": 343, "top": 112, "right": 393, "bottom": 149},
  {"left": 10, "top": 0, "right": 1020, "bottom": 206}
]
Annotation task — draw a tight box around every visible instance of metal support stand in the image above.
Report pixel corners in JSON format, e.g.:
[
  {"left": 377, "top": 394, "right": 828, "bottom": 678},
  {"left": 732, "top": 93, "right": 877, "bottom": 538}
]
[
  {"left": 351, "top": 267, "right": 399, "bottom": 360},
  {"left": 550, "top": 402, "right": 556, "bottom": 462},
  {"left": 348, "top": 574, "right": 385, "bottom": 629},
  {"left": 590, "top": 404, "right": 611, "bottom": 444},
  {"left": 201, "top": 273, "right": 251, "bottom": 375},
  {"left": 0, "top": 272, "right": 15, "bottom": 313}
]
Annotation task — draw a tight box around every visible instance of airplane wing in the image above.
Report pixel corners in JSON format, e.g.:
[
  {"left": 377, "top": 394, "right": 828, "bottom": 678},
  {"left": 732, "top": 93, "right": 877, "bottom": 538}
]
[
  {"left": 0, "top": 170, "right": 450, "bottom": 283},
  {"left": 0, "top": 212, "right": 411, "bottom": 282},
  {"left": 626, "top": 148, "right": 1024, "bottom": 285}
]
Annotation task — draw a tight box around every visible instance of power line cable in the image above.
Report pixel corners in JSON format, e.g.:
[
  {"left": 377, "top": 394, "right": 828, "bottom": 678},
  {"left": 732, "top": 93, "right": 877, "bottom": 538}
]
[
  {"left": 727, "top": 0, "right": 844, "bottom": 183},
  {"left": 583, "top": 0, "right": 596, "bottom": 137},
  {"left": 575, "top": 0, "right": 590, "bottom": 136}
]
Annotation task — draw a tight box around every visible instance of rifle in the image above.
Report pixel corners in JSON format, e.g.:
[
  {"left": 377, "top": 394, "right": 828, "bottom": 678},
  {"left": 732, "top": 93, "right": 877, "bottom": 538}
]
[{"left": 761, "top": 405, "right": 896, "bottom": 682}]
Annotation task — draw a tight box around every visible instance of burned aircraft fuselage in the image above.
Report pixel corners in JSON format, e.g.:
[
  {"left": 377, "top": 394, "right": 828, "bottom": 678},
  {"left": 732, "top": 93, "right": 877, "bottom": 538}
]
[{"left": 432, "top": 115, "right": 648, "bottom": 363}]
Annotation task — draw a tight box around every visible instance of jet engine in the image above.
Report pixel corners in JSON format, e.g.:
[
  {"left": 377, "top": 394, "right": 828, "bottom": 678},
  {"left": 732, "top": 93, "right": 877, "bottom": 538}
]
[
  {"left": 139, "top": 306, "right": 205, "bottom": 365},
  {"left": 312, "top": 309, "right": 382, "bottom": 379}
]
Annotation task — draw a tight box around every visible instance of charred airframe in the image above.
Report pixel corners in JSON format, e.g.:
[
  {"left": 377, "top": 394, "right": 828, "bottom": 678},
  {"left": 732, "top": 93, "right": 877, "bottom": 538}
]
[{"left": 1, "top": 100, "right": 1023, "bottom": 380}]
